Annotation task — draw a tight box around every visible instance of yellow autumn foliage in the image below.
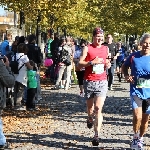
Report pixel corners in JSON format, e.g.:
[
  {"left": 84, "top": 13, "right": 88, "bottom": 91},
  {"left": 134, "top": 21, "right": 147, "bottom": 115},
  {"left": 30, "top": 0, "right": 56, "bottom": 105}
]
[{"left": 0, "top": 0, "right": 150, "bottom": 38}]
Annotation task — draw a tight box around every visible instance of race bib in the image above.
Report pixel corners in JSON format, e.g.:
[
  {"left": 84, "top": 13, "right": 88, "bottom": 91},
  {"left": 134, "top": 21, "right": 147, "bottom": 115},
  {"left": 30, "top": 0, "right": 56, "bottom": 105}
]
[
  {"left": 136, "top": 78, "right": 150, "bottom": 88},
  {"left": 92, "top": 64, "right": 104, "bottom": 74}
]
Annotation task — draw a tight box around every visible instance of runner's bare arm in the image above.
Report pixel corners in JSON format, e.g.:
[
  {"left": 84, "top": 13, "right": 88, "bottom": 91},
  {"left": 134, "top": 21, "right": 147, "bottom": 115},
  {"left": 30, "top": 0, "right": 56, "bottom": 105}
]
[
  {"left": 105, "top": 47, "right": 111, "bottom": 68},
  {"left": 78, "top": 46, "right": 89, "bottom": 68},
  {"left": 122, "top": 63, "right": 134, "bottom": 83},
  {"left": 73, "top": 58, "right": 79, "bottom": 64},
  {"left": 121, "top": 63, "right": 129, "bottom": 76},
  {"left": 113, "top": 45, "right": 119, "bottom": 59}
]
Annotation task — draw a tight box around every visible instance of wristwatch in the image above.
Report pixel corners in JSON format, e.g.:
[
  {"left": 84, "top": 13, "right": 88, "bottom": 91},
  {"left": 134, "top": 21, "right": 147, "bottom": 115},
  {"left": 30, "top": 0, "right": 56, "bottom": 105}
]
[{"left": 88, "top": 61, "right": 93, "bottom": 65}]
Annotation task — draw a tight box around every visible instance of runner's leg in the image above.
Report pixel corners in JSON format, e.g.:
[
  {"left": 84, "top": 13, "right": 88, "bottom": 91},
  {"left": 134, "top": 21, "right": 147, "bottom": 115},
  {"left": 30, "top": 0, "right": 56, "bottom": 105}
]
[
  {"left": 94, "top": 96, "right": 105, "bottom": 134},
  {"left": 92, "top": 80, "right": 107, "bottom": 146},
  {"left": 140, "top": 101, "right": 150, "bottom": 137},
  {"left": 84, "top": 80, "right": 94, "bottom": 128},
  {"left": 133, "top": 107, "right": 142, "bottom": 134},
  {"left": 140, "top": 113, "right": 149, "bottom": 137},
  {"left": 86, "top": 98, "right": 94, "bottom": 118},
  {"left": 131, "top": 95, "right": 144, "bottom": 149}
]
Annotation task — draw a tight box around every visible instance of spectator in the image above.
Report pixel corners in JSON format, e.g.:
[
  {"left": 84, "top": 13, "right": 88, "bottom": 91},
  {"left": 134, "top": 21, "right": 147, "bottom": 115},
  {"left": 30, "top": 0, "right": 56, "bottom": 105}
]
[
  {"left": 52, "top": 36, "right": 73, "bottom": 90},
  {"left": 26, "top": 34, "right": 42, "bottom": 101},
  {"left": 1, "top": 34, "right": 12, "bottom": 61},
  {"left": 0, "top": 55, "right": 15, "bottom": 148},
  {"left": 73, "top": 39, "right": 87, "bottom": 97},
  {"left": 1, "top": 34, "right": 12, "bottom": 56},
  {"left": 26, "top": 60, "right": 37, "bottom": 110},
  {"left": 43, "top": 34, "right": 54, "bottom": 79},
  {"left": 17, "top": 36, "right": 25, "bottom": 45},
  {"left": 13, "top": 43, "right": 33, "bottom": 110},
  {"left": 50, "top": 33, "right": 60, "bottom": 83},
  {"left": 11, "top": 36, "right": 19, "bottom": 55},
  {"left": 45, "top": 34, "right": 54, "bottom": 58}
]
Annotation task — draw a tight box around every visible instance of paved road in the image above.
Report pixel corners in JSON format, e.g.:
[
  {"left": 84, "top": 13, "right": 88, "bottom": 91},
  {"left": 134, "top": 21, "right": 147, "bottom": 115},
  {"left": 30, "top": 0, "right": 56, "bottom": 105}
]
[{"left": 4, "top": 76, "right": 150, "bottom": 149}]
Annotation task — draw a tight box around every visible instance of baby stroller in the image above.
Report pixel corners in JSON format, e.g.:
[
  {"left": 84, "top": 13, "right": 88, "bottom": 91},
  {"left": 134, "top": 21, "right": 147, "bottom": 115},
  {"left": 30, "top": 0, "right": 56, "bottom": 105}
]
[{"left": 43, "top": 58, "right": 54, "bottom": 80}]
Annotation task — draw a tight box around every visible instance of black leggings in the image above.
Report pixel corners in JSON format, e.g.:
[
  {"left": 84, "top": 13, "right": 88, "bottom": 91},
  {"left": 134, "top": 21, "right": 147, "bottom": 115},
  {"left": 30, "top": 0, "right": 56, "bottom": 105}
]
[
  {"left": 26, "top": 88, "right": 37, "bottom": 108},
  {"left": 76, "top": 71, "right": 85, "bottom": 85}
]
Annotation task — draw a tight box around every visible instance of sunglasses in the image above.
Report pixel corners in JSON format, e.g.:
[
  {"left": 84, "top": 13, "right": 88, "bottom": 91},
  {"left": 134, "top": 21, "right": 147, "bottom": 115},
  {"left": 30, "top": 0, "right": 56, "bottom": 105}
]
[
  {"left": 95, "top": 28, "right": 104, "bottom": 34},
  {"left": 97, "top": 29, "right": 103, "bottom": 32}
]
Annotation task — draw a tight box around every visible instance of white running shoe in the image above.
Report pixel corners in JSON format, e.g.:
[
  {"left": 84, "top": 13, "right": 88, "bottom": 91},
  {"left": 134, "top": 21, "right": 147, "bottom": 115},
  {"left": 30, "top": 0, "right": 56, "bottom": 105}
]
[{"left": 131, "top": 138, "right": 144, "bottom": 150}]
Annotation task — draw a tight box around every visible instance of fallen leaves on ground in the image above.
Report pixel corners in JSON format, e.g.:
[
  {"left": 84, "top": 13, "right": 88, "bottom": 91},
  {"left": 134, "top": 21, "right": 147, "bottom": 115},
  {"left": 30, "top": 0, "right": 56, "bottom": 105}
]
[{"left": 2, "top": 107, "right": 54, "bottom": 149}]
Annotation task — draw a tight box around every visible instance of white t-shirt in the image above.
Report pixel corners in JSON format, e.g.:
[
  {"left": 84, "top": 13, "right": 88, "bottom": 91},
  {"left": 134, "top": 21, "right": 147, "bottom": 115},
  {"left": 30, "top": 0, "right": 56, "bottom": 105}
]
[
  {"left": 12, "top": 53, "right": 29, "bottom": 86},
  {"left": 74, "top": 49, "right": 85, "bottom": 71}
]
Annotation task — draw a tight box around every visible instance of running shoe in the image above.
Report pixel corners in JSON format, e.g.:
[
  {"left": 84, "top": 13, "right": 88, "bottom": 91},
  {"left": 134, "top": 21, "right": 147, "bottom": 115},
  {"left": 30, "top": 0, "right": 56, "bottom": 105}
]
[
  {"left": 92, "top": 136, "right": 99, "bottom": 146},
  {"left": 87, "top": 117, "right": 93, "bottom": 129},
  {"left": 108, "top": 86, "right": 113, "bottom": 90},
  {"left": 131, "top": 138, "right": 144, "bottom": 150}
]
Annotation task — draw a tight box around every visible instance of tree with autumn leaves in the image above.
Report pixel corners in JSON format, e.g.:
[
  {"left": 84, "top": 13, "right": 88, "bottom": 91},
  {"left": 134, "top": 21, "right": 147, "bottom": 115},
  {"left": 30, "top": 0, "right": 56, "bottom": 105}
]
[{"left": 0, "top": 0, "right": 150, "bottom": 39}]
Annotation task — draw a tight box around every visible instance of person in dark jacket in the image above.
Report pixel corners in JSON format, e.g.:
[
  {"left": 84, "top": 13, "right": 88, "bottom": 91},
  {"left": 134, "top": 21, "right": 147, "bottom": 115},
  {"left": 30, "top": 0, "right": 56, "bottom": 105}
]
[
  {"left": 17, "top": 36, "right": 25, "bottom": 45},
  {"left": 25, "top": 34, "right": 42, "bottom": 101},
  {"left": 26, "top": 34, "right": 42, "bottom": 66},
  {"left": 49, "top": 33, "right": 60, "bottom": 83},
  {"left": 11, "top": 36, "right": 19, "bottom": 55},
  {"left": 0, "top": 56, "right": 15, "bottom": 149}
]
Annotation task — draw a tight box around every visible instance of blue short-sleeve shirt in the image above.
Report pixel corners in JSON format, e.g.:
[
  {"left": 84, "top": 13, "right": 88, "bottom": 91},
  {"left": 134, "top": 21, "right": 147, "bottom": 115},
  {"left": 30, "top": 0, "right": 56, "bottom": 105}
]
[{"left": 124, "top": 51, "right": 150, "bottom": 99}]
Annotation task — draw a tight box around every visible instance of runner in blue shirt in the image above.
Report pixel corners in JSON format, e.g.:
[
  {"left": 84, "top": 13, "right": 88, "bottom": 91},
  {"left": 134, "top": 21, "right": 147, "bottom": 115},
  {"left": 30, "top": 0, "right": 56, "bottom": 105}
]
[
  {"left": 122, "top": 33, "right": 150, "bottom": 150},
  {"left": 116, "top": 42, "right": 126, "bottom": 82}
]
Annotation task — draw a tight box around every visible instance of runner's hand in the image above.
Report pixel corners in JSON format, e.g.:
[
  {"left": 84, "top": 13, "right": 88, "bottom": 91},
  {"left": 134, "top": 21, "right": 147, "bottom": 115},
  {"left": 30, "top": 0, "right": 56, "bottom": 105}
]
[
  {"left": 92, "top": 56, "right": 103, "bottom": 65},
  {"left": 125, "top": 75, "right": 134, "bottom": 84},
  {"left": 113, "top": 56, "right": 117, "bottom": 59},
  {"left": 106, "top": 62, "right": 111, "bottom": 69},
  {"left": 105, "top": 59, "right": 111, "bottom": 69}
]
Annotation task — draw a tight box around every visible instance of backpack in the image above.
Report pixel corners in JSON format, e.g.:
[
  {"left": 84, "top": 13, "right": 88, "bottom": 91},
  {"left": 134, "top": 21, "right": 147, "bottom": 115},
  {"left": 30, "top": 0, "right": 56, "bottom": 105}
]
[
  {"left": 61, "top": 45, "right": 72, "bottom": 66},
  {"left": 10, "top": 55, "right": 24, "bottom": 74},
  {"left": 63, "top": 54, "right": 71, "bottom": 66}
]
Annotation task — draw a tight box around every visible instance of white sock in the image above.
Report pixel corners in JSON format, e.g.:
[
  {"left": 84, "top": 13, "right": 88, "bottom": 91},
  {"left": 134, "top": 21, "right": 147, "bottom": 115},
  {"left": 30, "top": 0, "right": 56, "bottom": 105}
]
[
  {"left": 133, "top": 133, "right": 139, "bottom": 138},
  {"left": 139, "top": 136, "right": 143, "bottom": 140}
]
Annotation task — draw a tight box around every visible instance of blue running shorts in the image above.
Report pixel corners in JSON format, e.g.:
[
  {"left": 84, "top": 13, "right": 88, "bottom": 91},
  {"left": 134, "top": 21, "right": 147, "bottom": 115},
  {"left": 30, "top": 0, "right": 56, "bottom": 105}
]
[{"left": 131, "top": 95, "right": 150, "bottom": 114}]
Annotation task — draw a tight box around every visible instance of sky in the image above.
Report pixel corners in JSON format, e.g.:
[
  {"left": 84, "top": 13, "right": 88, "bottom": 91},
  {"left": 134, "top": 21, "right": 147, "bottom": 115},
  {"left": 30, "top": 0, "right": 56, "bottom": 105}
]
[{"left": 0, "top": 6, "right": 5, "bottom": 15}]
